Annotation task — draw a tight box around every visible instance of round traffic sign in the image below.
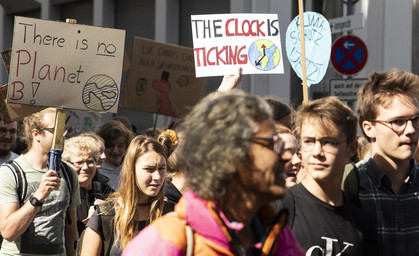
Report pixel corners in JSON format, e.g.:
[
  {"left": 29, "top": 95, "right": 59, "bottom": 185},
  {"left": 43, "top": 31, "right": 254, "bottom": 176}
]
[{"left": 331, "top": 35, "right": 368, "bottom": 76}]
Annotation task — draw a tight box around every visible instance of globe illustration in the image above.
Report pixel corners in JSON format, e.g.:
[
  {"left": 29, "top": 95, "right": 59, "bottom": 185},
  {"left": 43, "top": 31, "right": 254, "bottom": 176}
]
[
  {"left": 248, "top": 39, "right": 281, "bottom": 71},
  {"left": 82, "top": 74, "right": 119, "bottom": 111}
]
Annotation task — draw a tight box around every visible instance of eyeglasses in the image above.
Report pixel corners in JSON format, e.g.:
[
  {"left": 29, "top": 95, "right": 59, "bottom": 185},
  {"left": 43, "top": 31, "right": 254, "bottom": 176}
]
[
  {"left": 0, "top": 127, "right": 17, "bottom": 135},
  {"left": 371, "top": 115, "right": 419, "bottom": 134},
  {"left": 301, "top": 138, "right": 346, "bottom": 154},
  {"left": 41, "top": 127, "right": 55, "bottom": 134},
  {"left": 251, "top": 135, "right": 284, "bottom": 154},
  {"left": 67, "top": 160, "right": 96, "bottom": 168}
]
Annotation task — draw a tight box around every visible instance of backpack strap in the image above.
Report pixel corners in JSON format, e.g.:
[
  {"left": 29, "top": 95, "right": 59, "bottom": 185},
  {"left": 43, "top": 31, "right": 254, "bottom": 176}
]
[
  {"left": 342, "top": 163, "right": 360, "bottom": 207},
  {"left": 60, "top": 162, "right": 74, "bottom": 204},
  {"left": 3, "top": 160, "right": 27, "bottom": 205},
  {"left": 165, "top": 211, "right": 194, "bottom": 256},
  {"left": 95, "top": 202, "right": 116, "bottom": 256},
  {"left": 259, "top": 209, "right": 288, "bottom": 256}
]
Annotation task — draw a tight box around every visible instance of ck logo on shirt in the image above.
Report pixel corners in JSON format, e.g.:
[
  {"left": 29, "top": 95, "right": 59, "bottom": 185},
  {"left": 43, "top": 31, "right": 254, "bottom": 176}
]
[{"left": 306, "top": 236, "right": 354, "bottom": 256}]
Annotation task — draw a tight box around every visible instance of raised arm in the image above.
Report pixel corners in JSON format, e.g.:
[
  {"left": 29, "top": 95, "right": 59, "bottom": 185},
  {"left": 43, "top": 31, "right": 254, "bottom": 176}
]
[{"left": 0, "top": 169, "right": 60, "bottom": 241}]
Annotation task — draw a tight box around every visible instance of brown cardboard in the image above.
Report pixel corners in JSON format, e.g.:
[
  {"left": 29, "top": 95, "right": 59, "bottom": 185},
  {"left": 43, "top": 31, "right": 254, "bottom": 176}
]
[
  {"left": 7, "top": 16, "right": 125, "bottom": 113},
  {"left": 120, "top": 37, "right": 207, "bottom": 117}
]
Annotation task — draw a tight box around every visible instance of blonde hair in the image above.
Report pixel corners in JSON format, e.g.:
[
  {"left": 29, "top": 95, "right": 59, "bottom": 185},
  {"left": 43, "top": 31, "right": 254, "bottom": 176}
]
[
  {"left": 109, "top": 134, "right": 172, "bottom": 249},
  {"left": 62, "top": 135, "right": 101, "bottom": 162},
  {"left": 23, "top": 108, "right": 56, "bottom": 148}
]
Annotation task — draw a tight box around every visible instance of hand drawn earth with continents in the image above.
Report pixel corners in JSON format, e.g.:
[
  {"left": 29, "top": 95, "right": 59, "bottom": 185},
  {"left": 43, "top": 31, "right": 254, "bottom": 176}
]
[
  {"left": 248, "top": 39, "right": 281, "bottom": 71},
  {"left": 82, "top": 74, "right": 119, "bottom": 111}
]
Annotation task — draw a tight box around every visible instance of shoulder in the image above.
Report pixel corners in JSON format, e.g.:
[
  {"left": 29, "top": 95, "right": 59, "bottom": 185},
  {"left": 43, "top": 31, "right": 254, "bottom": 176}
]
[{"left": 95, "top": 201, "right": 115, "bottom": 215}]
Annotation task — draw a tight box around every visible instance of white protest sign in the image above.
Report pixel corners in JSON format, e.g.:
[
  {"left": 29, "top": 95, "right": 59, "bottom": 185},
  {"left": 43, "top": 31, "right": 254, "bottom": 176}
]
[
  {"left": 191, "top": 13, "right": 284, "bottom": 77},
  {"left": 285, "top": 12, "right": 331, "bottom": 85},
  {"left": 7, "top": 16, "right": 125, "bottom": 113}
]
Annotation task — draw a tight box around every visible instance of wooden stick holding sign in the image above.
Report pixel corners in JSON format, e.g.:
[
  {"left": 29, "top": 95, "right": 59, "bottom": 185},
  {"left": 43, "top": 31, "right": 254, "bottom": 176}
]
[
  {"left": 298, "top": 0, "right": 308, "bottom": 103},
  {"left": 285, "top": 11, "right": 332, "bottom": 100}
]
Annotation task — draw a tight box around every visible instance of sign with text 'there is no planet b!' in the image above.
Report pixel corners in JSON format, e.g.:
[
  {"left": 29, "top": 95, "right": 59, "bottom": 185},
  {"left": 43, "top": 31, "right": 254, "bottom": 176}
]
[
  {"left": 191, "top": 13, "right": 284, "bottom": 77},
  {"left": 7, "top": 16, "right": 125, "bottom": 113}
]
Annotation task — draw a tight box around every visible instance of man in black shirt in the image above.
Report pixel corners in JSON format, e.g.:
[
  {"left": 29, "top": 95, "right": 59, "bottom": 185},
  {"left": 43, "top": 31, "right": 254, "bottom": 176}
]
[{"left": 282, "top": 97, "right": 378, "bottom": 255}]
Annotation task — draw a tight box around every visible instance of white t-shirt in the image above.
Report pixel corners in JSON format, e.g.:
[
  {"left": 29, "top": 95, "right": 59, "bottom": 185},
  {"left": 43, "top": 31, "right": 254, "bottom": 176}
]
[{"left": 98, "top": 161, "right": 122, "bottom": 190}]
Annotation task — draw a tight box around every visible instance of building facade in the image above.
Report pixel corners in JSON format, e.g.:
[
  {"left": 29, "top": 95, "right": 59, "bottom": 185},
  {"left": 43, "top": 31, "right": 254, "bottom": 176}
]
[{"left": 0, "top": 0, "right": 416, "bottom": 130}]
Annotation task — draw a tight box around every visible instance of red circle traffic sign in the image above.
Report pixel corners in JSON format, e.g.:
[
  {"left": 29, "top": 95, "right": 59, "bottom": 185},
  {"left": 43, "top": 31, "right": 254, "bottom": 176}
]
[{"left": 331, "top": 35, "right": 368, "bottom": 76}]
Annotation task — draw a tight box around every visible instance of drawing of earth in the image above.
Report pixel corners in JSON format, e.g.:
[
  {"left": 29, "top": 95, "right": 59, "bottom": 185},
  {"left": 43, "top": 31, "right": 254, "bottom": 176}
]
[
  {"left": 82, "top": 74, "right": 118, "bottom": 111},
  {"left": 248, "top": 39, "right": 281, "bottom": 71}
]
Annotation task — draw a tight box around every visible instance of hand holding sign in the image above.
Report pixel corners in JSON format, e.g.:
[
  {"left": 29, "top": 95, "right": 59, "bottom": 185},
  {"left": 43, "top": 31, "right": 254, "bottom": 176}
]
[{"left": 285, "top": 12, "right": 331, "bottom": 85}]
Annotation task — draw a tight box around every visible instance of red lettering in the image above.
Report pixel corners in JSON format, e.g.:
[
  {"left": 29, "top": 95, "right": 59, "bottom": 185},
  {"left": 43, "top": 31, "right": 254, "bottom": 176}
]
[
  {"left": 229, "top": 46, "right": 237, "bottom": 65},
  {"left": 194, "top": 48, "right": 206, "bottom": 66},
  {"left": 242, "top": 20, "right": 251, "bottom": 36},
  {"left": 15, "top": 50, "right": 31, "bottom": 77},
  {"left": 225, "top": 19, "right": 234, "bottom": 36},
  {"left": 238, "top": 46, "right": 247, "bottom": 64},
  {"left": 235, "top": 19, "right": 243, "bottom": 36},
  {"left": 54, "top": 67, "right": 66, "bottom": 82},
  {"left": 32, "top": 51, "right": 37, "bottom": 79},
  {"left": 257, "top": 21, "right": 266, "bottom": 36},
  {"left": 10, "top": 81, "right": 24, "bottom": 100},
  {"left": 216, "top": 47, "right": 226, "bottom": 65},
  {"left": 250, "top": 21, "right": 257, "bottom": 36},
  {"left": 207, "top": 47, "right": 216, "bottom": 65},
  {"left": 39, "top": 64, "right": 51, "bottom": 80}
]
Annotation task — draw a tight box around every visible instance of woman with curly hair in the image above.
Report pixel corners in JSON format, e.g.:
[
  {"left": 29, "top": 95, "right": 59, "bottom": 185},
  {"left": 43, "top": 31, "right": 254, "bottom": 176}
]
[{"left": 80, "top": 133, "right": 172, "bottom": 256}]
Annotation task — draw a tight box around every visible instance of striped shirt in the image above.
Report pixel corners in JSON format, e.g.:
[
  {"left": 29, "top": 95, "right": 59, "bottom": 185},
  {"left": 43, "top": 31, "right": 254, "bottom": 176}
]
[{"left": 357, "top": 157, "right": 419, "bottom": 256}]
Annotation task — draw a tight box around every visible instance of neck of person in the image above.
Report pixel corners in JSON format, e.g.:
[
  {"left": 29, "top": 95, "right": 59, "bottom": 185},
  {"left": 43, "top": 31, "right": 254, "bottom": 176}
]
[
  {"left": 80, "top": 181, "right": 92, "bottom": 190},
  {"left": 300, "top": 174, "right": 344, "bottom": 206},
  {"left": 135, "top": 198, "right": 151, "bottom": 221},
  {"left": 0, "top": 150, "right": 11, "bottom": 160},
  {"left": 23, "top": 146, "right": 49, "bottom": 170},
  {"left": 372, "top": 149, "right": 411, "bottom": 194},
  {"left": 218, "top": 180, "right": 262, "bottom": 227}
]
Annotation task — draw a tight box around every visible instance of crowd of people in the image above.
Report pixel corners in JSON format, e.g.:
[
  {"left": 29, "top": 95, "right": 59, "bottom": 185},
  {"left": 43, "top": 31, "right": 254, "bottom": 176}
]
[{"left": 0, "top": 68, "right": 418, "bottom": 256}]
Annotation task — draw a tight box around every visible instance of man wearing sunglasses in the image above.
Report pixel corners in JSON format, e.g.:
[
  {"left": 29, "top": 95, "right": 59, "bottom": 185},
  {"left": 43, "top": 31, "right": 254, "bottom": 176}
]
[
  {"left": 0, "top": 117, "right": 18, "bottom": 166},
  {"left": 345, "top": 70, "right": 419, "bottom": 256},
  {"left": 282, "top": 97, "right": 378, "bottom": 255}
]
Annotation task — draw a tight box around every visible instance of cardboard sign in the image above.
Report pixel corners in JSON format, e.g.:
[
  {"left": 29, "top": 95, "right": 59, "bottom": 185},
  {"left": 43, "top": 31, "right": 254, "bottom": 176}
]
[
  {"left": 0, "top": 84, "right": 45, "bottom": 124},
  {"left": 191, "top": 13, "right": 284, "bottom": 77},
  {"left": 7, "top": 16, "right": 125, "bottom": 113},
  {"left": 120, "top": 37, "right": 207, "bottom": 118},
  {"left": 285, "top": 12, "right": 331, "bottom": 85},
  {"left": 65, "top": 109, "right": 101, "bottom": 137}
]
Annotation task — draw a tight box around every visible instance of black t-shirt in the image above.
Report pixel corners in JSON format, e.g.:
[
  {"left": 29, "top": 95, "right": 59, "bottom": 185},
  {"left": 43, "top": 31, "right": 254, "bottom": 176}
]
[
  {"left": 87, "top": 209, "right": 147, "bottom": 256},
  {"left": 283, "top": 184, "right": 378, "bottom": 256}
]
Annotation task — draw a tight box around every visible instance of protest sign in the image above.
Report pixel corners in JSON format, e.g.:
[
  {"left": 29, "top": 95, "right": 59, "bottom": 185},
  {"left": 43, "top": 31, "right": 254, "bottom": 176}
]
[
  {"left": 65, "top": 109, "right": 101, "bottom": 137},
  {"left": 0, "top": 84, "right": 45, "bottom": 123},
  {"left": 0, "top": 49, "right": 45, "bottom": 124},
  {"left": 285, "top": 12, "right": 331, "bottom": 85},
  {"left": 7, "top": 16, "right": 125, "bottom": 113},
  {"left": 120, "top": 36, "right": 207, "bottom": 118},
  {"left": 190, "top": 13, "right": 284, "bottom": 77}
]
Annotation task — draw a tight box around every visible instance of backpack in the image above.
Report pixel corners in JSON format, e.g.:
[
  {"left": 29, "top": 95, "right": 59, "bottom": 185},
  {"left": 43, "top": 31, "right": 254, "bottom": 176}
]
[
  {"left": 76, "top": 202, "right": 115, "bottom": 256},
  {"left": 2, "top": 160, "right": 75, "bottom": 205},
  {"left": 0, "top": 160, "right": 75, "bottom": 252}
]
